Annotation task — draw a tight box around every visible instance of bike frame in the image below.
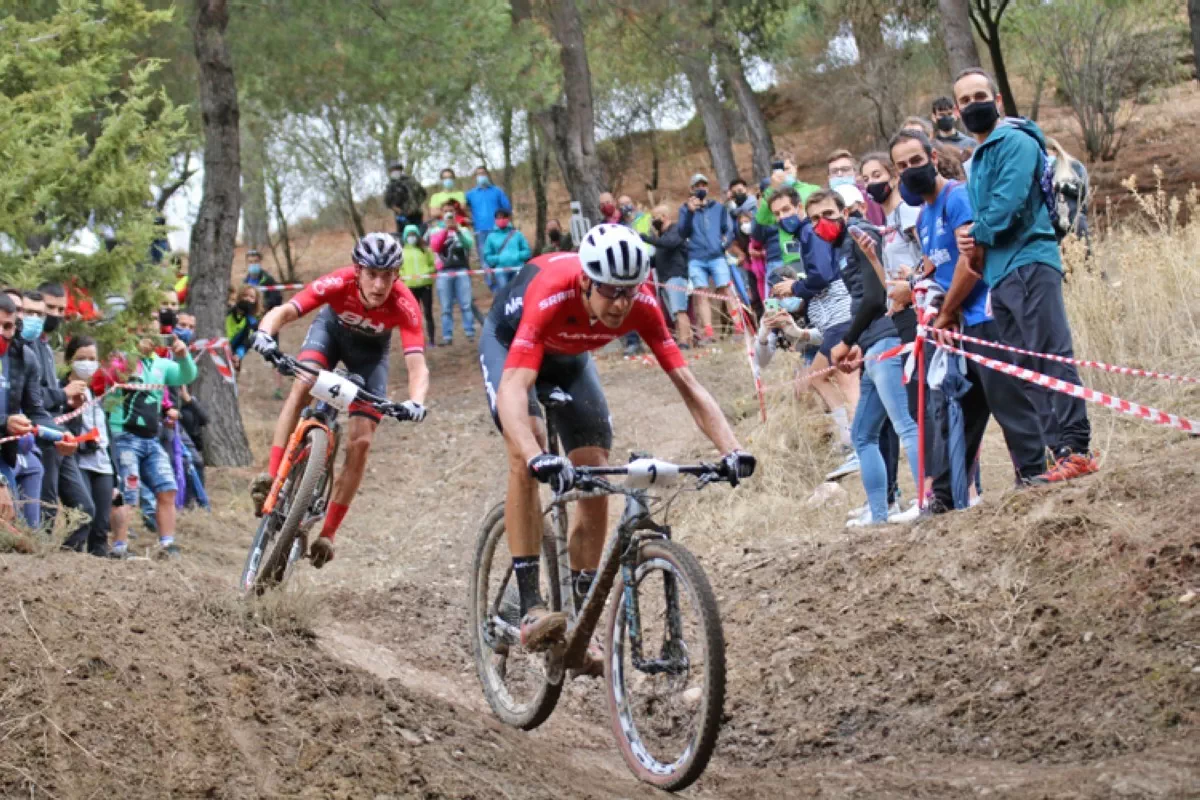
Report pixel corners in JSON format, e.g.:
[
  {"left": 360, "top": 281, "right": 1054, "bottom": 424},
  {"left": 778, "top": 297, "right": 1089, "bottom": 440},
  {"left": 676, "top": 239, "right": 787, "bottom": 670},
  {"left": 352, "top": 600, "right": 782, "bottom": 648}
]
[{"left": 262, "top": 411, "right": 338, "bottom": 517}]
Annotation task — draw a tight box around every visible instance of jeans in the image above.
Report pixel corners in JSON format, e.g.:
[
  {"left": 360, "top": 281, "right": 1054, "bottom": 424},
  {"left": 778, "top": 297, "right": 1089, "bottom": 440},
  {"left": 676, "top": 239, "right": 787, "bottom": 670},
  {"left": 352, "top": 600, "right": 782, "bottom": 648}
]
[
  {"left": 990, "top": 262, "right": 1090, "bottom": 455},
  {"left": 852, "top": 338, "right": 921, "bottom": 523},
  {"left": 474, "top": 236, "right": 496, "bottom": 292},
  {"left": 687, "top": 256, "right": 732, "bottom": 288},
  {"left": 114, "top": 433, "right": 177, "bottom": 508},
  {"left": 41, "top": 445, "right": 95, "bottom": 550},
  {"left": 13, "top": 452, "right": 44, "bottom": 528},
  {"left": 663, "top": 277, "right": 689, "bottom": 316},
  {"left": 81, "top": 469, "right": 114, "bottom": 556},
  {"left": 437, "top": 271, "right": 476, "bottom": 342}
]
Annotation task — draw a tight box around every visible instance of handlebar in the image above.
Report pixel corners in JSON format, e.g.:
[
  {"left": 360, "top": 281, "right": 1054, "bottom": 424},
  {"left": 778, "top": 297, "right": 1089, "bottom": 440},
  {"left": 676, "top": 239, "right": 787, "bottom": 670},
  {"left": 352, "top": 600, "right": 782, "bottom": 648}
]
[
  {"left": 263, "top": 350, "right": 419, "bottom": 422},
  {"left": 565, "top": 458, "right": 732, "bottom": 496}
]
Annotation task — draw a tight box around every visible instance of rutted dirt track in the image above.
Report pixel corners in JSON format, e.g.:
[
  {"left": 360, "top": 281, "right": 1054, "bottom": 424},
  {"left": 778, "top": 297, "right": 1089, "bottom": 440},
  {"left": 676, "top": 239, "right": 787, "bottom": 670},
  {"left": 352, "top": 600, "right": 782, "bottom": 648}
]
[{"left": 1, "top": 330, "right": 1197, "bottom": 798}]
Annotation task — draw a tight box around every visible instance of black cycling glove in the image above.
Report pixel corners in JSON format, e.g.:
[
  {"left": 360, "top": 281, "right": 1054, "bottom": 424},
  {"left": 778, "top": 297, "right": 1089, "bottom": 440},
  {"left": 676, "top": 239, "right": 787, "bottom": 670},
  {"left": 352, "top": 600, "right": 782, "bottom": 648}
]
[
  {"left": 720, "top": 450, "right": 757, "bottom": 487},
  {"left": 528, "top": 453, "right": 576, "bottom": 494}
]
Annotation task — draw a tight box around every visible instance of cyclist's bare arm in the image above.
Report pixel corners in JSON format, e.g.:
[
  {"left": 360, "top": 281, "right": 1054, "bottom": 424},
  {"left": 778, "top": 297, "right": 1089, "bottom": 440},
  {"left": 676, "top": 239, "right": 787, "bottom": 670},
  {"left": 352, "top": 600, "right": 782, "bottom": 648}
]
[
  {"left": 497, "top": 367, "right": 543, "bottom": 462},
  {"left": 666, "top": 367, "right": 741, "bottom": 455},
  {"left": 259, "top": 302, "right": 299, "bottom": 338},
  {"left": 404, "top": 352, "right": 430, "bottom": 406}
]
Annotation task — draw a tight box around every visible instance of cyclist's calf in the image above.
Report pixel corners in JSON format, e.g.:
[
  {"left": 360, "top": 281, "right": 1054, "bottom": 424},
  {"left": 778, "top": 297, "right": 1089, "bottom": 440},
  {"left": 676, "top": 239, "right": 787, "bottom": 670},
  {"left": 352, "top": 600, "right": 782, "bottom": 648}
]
[{"left": 331, "top": 417, "right": 377, "bottom": 506}]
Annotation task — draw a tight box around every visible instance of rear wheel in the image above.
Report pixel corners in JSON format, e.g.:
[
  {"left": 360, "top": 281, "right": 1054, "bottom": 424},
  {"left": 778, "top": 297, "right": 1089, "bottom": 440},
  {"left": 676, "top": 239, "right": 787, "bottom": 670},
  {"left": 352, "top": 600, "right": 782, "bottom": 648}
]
[
  {"left": 255, "top": 428, "right": 329, "bottom": 594},
  {"left": 603, "top": 539, "right": 726, "bottom": 792},
  {"left": 469, "top": 501, "right": 564, "bottom": 730}
]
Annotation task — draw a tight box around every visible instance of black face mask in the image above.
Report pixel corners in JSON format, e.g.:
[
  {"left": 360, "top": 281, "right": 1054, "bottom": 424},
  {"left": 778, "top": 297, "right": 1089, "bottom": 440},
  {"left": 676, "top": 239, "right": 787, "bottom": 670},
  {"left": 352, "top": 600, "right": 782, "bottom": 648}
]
[
  {"left": 935, "top": 115, "right": 956, "bottom": 133},
  {"left": 236, "top": 300, "right": 255, "bottom": 316},
  {"left": 960, "top": 101, "right": 1000, "bottom": 134},
  {"left": 865, "top": 181, "right": 892, "bottom": 204},
  {"left": 547, "top": 229, "right": 561, "bottom": 242},
  {"left": 900, "top": 161, "right": 939, "bottom": 199},
  {"left": 733, "top": 191, "right": 747, "bottom": 205},
  {"left": 43, "top": 314, "right": 61, "bottom": 334},
  {"left": 158, "top": 308, "right": 178, "bottom": 328},
  {"left": 652, "top": 218, "right": 664, "bottom": 231}
]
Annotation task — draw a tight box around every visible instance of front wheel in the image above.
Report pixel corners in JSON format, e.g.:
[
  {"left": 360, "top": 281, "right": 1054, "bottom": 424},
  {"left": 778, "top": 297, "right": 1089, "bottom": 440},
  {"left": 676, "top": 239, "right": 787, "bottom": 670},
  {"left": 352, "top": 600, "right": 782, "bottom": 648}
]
[
  {"left": 254, "top": 428, "right": 329, "bottom": 594},
  {"left": 603, "top": 539, "right": 726, "bottom": 792},
  {"left": 468, "top": 501, "right": 563, "bottom": 730}
]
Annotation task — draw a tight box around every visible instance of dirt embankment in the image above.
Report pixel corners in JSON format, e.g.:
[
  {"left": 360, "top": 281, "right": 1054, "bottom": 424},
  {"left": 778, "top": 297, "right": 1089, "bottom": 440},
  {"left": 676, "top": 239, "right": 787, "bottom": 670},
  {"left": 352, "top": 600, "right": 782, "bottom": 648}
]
[{"left": 1, "top": 333, "right": 1197, "bottom": 798}]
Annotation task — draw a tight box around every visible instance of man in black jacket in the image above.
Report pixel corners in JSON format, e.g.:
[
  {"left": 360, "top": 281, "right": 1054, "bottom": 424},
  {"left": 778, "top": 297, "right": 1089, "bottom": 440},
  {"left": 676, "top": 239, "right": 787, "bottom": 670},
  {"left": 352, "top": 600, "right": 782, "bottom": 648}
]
[
  {"left": 641, "top": 204, "right": 692, "bottom": 347},
  {"left": 384, "top": 161, "right": 427, "bottom": 235},
  {"left": 0, "top": 293, "right": 51, "bottom": 526},
  {"left": 22, "top": 291, "right": 96, "bottom": 550}
]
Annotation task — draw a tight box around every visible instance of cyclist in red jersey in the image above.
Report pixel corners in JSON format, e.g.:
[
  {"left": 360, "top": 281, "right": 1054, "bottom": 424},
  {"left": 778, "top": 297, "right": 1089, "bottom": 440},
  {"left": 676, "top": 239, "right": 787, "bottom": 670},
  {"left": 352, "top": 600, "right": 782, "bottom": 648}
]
[
  {"left": 250, "top": 233, "right": 430, "bottom": 567},
  {"left": 479, "top": 224, "right": 756, "bottom": 653}
]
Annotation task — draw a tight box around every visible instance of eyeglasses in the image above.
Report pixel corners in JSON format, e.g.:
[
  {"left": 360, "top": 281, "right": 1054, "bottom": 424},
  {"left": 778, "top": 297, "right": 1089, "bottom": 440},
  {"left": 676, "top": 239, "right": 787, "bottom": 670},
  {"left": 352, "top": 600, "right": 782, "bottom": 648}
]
[
  {"left": 828, "top": 165, "right": 856, "bottom": 177},
  {"left": 592, "top": 283, "right": 640, "bottom": 301}
]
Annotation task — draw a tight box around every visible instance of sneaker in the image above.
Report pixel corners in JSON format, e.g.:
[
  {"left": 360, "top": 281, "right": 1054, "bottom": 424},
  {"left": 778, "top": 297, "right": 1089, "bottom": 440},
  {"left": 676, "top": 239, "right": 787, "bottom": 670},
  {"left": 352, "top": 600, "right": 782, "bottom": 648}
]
[
  {"left": 519, "top": 606, "right": 567, "bottom": 651},
  {"left": 847, "top": 502, "right": 868, "bottom": 519},
  {"left": 703, "top": 324, "right": 715, "bottom": 341},
  {"left": 1030, "top": 452, "right": 1100, "bottom": 484},
  {"left": 107, "top": 546, "right": 135, "bottom": 560},
  {"left": 846, "top": 514, "right": 885, "bottom": 529},
  {"left": 250, "top": 473, "right": 272, "bottom": 518},
  {"left": 309, "top": 535, "right": 335, "bottom": 569},
  {"left": 825, "top": 453, "right": 861, "bottom": 482},
  {"left": 888, "top": 503, "right": 921, "bottom": 524},
  {"left": 158, "top": 541, "right": 180, "bottom": 560},
  {"left": 440, "top": 339, "right": 452, "bottom": 347}
]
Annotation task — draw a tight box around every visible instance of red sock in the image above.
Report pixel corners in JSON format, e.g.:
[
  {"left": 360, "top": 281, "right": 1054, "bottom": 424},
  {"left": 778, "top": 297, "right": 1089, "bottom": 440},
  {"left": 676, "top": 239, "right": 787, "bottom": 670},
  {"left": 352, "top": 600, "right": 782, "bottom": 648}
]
[
  {"left": 268, "top": 445, "right": 285, "bottom": 478},
  {"left": 321, "top": 502, "right": 349, "bottom": 540}
]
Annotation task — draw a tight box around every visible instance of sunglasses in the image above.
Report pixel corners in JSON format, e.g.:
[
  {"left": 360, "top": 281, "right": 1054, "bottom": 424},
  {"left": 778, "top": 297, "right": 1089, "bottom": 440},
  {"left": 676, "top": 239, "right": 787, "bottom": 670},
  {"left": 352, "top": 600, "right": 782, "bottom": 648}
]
[{"left": 592, "top": 283, "right": 640, "bottom": 301}]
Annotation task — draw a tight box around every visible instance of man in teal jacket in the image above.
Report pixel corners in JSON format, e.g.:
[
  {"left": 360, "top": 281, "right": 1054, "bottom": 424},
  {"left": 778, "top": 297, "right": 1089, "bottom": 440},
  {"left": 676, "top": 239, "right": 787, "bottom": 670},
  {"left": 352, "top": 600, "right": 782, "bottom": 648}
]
[
  {"left": 482, "top": 209, "right": 532, "bottom": 291},
  {"left": 953, "top": 68, "right": 1094, "bottom": 482},
  {"left": 109, "top": 335, "right": 198, "bottom": 556}
]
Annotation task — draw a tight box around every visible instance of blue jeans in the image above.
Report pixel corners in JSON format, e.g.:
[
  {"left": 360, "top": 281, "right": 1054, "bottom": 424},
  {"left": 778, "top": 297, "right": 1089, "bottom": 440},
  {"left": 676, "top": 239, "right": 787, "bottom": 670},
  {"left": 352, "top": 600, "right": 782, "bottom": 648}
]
[
  {"left": 437, "top": 271, "right": 475, "bottom": 341},
  {"left": 474, "top": 236, "right": 496, "bottom": 292},
  {"left": 852, "top": 338, "right": 920, "bottom": 523},
  {"left": 9, "top": 452, "right": 44, "bottom": 528},
  {"left": 491, "top": 266, "right": 514, "bottom": 291},
  {"left": 114, "top": 433, "right": 177, "bottom": 508},
  {"left": 687, "top": 256, "right": 732, "bottom": 288}
]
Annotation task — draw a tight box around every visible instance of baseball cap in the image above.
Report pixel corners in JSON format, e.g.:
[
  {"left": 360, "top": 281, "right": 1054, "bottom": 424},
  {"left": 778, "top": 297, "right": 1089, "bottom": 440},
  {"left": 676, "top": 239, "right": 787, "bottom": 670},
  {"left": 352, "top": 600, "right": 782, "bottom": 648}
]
[
  {"left": 834, "top": 184, "right": 865, "bottom": 208},
  {"left": 690, "top": 173, "right": 709, "bottom": 187}
]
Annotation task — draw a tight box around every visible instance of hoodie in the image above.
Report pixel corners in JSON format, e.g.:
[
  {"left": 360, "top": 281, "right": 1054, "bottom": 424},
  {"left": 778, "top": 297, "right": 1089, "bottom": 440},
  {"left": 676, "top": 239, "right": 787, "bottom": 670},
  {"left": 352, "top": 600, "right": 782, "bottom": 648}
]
[
  {"left": 483, "top": 226, "right": 532, "bottom": 271},
  {"left": 966, "top": 118, "right": 1062, "bottom": 288},
  {"left": 400, "top": 224, "right": 436, "bottom": 289}
]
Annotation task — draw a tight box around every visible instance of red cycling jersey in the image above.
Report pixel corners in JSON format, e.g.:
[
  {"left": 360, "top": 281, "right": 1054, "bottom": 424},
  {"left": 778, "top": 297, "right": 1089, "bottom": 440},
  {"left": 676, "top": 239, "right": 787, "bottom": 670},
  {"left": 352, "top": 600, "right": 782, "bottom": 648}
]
[
  {"left": 290, "top": 266, "right": 425, "bottom": 355},
  {"left": 502, "top": 253, "right": 686, "bottom": 373}
]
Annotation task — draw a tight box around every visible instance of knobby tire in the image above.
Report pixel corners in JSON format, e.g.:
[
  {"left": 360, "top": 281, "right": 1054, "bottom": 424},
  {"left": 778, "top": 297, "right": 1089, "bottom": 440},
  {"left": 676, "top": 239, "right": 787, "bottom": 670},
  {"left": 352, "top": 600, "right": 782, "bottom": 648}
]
[{"left": 256, "top": 428, "right": 329, "bottom": 593}]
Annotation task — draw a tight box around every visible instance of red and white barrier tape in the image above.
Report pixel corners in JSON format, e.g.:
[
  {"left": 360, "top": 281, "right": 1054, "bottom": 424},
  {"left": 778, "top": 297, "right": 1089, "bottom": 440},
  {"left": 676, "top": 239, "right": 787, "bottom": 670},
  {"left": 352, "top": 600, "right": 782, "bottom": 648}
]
[
  {"left": 917, "top": 325, "right": 1200, "bottom": 384},
  {"left": 932, "top": 340, "right": 1198, "bottom": 434}
]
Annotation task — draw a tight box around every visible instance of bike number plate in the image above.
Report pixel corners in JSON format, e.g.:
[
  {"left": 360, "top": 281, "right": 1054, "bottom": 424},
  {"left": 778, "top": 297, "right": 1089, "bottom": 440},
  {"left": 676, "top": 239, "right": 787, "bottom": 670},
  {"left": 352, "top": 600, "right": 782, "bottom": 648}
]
[
  {"left": 625, "top": 458, "right": 681, "bottom": 489},
  {"left": 310, "top": 370, "right": 359, "bottom": 412}
]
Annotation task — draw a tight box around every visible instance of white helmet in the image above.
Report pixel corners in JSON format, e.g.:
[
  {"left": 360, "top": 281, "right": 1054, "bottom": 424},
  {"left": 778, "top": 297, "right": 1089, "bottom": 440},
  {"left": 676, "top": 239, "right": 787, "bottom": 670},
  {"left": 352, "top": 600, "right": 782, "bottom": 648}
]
[
  {"left": 352, "top": 232, "right": 403, "bottom": 270},
  {"left": 578, "top": 223, "right": 650, "bottom": 287}
]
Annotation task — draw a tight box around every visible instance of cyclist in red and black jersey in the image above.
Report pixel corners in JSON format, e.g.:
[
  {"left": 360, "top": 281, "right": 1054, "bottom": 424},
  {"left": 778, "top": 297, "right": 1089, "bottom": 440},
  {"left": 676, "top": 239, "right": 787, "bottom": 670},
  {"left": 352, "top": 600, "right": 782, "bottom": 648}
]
[
  {"left": 480, "top": 224, "right": 756, "bottom": 652},
  {"left": 250, "top": 233, "right": 430, "bottom": 567}
]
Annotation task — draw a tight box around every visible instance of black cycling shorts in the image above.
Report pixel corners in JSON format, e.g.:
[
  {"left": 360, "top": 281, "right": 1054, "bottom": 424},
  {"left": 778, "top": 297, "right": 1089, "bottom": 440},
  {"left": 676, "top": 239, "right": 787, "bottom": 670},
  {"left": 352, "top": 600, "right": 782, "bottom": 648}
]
[
  {"left": 478, "top": 318, "right": 613, "bottom": 453},
  {"left": 299, "top": 306, "right": 389, "bottom": 421}
]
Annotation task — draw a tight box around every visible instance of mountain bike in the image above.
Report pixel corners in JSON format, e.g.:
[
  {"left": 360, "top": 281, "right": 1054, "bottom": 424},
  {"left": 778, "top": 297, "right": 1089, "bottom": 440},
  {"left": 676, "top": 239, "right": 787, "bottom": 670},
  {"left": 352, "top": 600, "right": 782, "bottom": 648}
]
[
  {"left": 240, "top": 351, "right": 418, "bottom": 595},
  {"left": 469, "top": 387, "right": 732, "bottom": 792}
]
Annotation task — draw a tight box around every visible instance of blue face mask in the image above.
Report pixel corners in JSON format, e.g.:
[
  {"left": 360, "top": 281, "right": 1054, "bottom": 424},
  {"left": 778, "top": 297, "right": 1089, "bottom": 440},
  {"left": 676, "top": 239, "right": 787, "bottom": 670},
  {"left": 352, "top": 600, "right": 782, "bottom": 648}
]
[
  {"left": 442, "top": 178, "right": 454, "bottom": 189},
  {"left": 20, "top": 315, "right": 43, "bottom": 341},
  {"left": 174, "top": 327, "right": 194, "bottom": 345},
  {"left": 248, "top": 262, "right": 262, "bottom": 276},
  {"left": 779, "top": 214, "right": 804, "bottom": 235},
  {"left": 476, "top": 175, "right": 490, "bottom": 188},
  {"left": 780, "top": 297, "right": 803, "bottom": 314},
  {"left": 829, "top": 176, "right": 856, "bottom": 190}
]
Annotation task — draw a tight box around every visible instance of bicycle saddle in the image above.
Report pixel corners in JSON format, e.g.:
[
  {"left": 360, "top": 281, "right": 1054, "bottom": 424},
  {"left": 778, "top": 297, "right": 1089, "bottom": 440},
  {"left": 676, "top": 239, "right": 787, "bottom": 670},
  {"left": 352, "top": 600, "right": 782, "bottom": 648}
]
[{"left": 537, "top": 385, "right": 572, "bottom": 409}]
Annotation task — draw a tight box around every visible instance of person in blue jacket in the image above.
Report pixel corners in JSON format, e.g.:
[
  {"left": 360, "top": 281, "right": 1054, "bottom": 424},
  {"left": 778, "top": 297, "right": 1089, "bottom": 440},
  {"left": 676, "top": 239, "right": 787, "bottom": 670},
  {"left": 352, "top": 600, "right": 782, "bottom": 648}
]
[
  {"left": 678, "top": 174, "right": 740, "bottom": 343},
  {"left": 482, "top": 209, "right": 532, "bottom": 291},
  {"left": 465, "top": 167, "right": 512, "bottom": 292},
  {"left": 952, "top": 67, "right": 1094, "bottom": 482}
]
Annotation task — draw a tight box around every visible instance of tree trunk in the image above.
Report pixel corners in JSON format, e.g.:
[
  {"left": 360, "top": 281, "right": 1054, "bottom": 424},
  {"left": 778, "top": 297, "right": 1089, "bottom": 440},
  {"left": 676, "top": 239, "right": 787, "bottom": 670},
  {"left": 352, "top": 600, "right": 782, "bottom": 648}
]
[
  {"left": 527, "top": 115, "right": 547, "bottom": 254},
  {"left": 266, "top": 166, "right": 296, "bottom": 282},
  {"left": 720, "top": 48, "right": 773, "bottom": 180},
  {"left": 937, "top": 0, "right": 982, "bottom": 77},
  {"left": 682, "top": 55, "right": 738, "bottom": 190},
  {"left": 511, "top": 0, "right": 605, "bottom": 224},
  {"left": 1028, "top": 66, "right": 1047, "bottom": 122},
  {"left": 189, "top": 0, "right": 253, "bottom": 468},
  {"left": 970, "top": 5, "right": 1019, "bottom": 118},
  {"left": 241, "top": 114, "right": 270, "bottom": 250},
  {"left": 1190, "top": 0, "right": 1200, "bottom": 80},
  {"left": 500, "top": 104, "right": 515, "bottom": 194}
]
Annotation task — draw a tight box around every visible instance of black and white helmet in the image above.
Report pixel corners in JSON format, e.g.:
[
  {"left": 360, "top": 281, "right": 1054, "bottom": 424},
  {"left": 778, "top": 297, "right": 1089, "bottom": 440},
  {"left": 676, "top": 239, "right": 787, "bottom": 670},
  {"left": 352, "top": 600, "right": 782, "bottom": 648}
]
[
  {"left": 351, "top": 232, "right": 404, "bottom": 270},
  {"left": 578, "top": 224, "right": 649, "bottom": 286}
]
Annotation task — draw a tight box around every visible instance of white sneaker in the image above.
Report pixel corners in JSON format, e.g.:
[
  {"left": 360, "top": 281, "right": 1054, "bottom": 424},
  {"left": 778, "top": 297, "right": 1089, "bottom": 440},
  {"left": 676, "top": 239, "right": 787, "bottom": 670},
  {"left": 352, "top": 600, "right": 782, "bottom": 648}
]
[
  {"left": 826, "top": 453, "right": 861, "bottom": 481},
  {"left": 847, "top": 503, "right": 868, "bottom": 519},
  {"left": 888, "top": 503, "right": 921, "bottom": 524}
]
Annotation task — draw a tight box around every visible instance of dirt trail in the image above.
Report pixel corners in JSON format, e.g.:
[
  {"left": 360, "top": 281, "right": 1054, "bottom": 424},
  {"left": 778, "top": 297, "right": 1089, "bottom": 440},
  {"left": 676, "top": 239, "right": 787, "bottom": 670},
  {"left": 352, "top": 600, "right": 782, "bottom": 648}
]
[{"left": 1, "top": 330, "right": 1197, "bottom": 798}]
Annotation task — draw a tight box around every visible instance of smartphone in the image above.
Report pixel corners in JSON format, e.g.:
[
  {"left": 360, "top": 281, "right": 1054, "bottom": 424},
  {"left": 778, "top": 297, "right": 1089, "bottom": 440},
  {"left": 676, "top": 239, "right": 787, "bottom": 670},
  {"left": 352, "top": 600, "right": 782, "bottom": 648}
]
[
  {"left": 771, "top": 160, "right": 786, "bottom": 171},
  {"left": 765, "top": 298, "right": 782, "bottom": 313},
  {"left": 160, "top": 334, "right": 176, "bottom": 347}
]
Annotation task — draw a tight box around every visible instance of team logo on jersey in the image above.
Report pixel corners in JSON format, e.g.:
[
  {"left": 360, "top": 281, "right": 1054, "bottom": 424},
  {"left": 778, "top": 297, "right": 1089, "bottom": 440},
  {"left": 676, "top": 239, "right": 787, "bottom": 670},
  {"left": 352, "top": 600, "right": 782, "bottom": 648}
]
[
  {"left": 337, "top": 311, "right": 386, "bottom": 335},
  {"left": 312, "top": 274, "right": 343, "bottom": 297},
  {"left": 504, "top": 296, "right": 524, "bottom": 316},
  {"left": 538, "top": 289, "right": 575, "bottom": 311}
]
